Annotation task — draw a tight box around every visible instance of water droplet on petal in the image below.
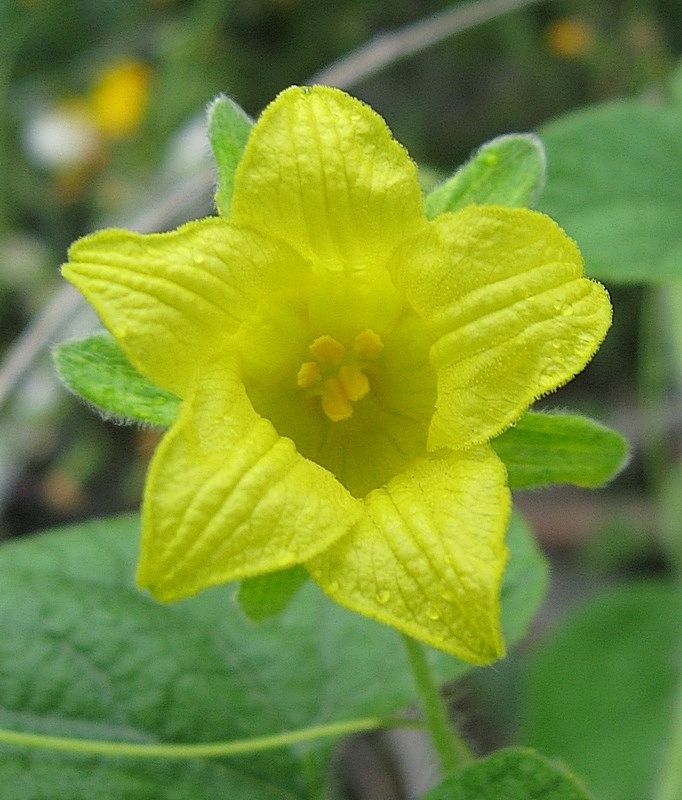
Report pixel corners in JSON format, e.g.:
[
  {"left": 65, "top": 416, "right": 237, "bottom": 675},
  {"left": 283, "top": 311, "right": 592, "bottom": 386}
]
[
  {"left": 543, "top": 363, "right": 562, "bottom": 381},
  {"left": 192, "top": 252, "right": 205, "bottom": 265},
  {"left": 426, "top": 603, "right": 441, "bottom": 621},
  {"left": 376, "top": 589, "right": 391, "bottom": 605},
  {"left": 561, "top": 304, "right": 574, "bottom": 316}
]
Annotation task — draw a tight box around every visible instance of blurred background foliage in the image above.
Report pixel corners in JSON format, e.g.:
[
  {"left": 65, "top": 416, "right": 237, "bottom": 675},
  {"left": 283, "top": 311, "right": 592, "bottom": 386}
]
[{"left": 1, "top": 1, "right": 682, "bottom": 796}]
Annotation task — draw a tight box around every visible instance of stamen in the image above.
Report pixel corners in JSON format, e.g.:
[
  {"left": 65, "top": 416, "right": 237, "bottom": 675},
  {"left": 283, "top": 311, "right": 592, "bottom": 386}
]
[
  {"left": 298, "top": 330, "right": 383, "bottom": 421},
  {"left": 353, "top": 329, "right": 384, "bottom": 358},
  {"left": 297, "top": 361, "right": 321, "bottom": 389},
  {"left": 321, "top": 377, "right": 353, "bottom": 421},
  {"left": 310, "top": 335, "right": 345, "bottom": 365},
  {"left": 338, "top": 365, "right": 370, "bottom": 402}
]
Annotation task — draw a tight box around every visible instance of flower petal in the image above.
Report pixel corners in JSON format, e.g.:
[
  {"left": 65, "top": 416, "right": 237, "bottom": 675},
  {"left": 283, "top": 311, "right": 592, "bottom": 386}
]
[
  {"left": 231, "top": 86, "right": 426, "bottom": 340},
  {"left": 232, "top": 85, "right": 424, "bottom": 265},
  {"left": 138, "top": 359, "right": 362, "bottom": 601},
  {"left": 390, "top": 206, "right": 612, "bottom": 450},
  {"left": 62, "top": 218, "right": 310, "bottom": 397},
  {"left": 308, "top": 446, "right": 510, "bottom": 663}
]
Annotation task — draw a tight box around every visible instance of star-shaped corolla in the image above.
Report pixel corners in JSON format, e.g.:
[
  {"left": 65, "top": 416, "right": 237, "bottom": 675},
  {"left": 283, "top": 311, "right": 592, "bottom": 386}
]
[{"left": 62, "top": 86, "right": 611, "bottom": 663}]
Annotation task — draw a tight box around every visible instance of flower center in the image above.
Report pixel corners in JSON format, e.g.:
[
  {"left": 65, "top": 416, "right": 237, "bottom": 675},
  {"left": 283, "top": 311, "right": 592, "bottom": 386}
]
[{"left": 296, "top": 329, "right": 384, "bottom": 422}]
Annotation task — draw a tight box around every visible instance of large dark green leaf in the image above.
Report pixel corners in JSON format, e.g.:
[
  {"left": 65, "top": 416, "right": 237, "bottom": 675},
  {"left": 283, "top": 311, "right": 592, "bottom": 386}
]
[
  {"left": 0, "top": 510, "right": 545, "bottom": 798},
  {"left": 423, "top": 747, "right": 594, "bottom": 800},
  {"left": 524, "top": 581, "right": 681, "bottom": 800},
  {"left": 539, "top": 101, "right": 682, "bottom": 283}
]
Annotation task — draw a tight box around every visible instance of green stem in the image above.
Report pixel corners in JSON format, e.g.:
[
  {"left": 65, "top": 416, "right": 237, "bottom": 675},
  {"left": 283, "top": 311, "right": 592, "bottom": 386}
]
[
  {"left": 653, "top": 582, "right": 682, "bottom": 800},
  {"left": 401, "top": 633, "right": 473, "bottom": 773},
  {"left": 641, "top": 286, "right": 682, "bottom": 800},
  {"left": 637, "top": 288, "right": 671, "bottom": 494},
  {"left": 0, "top": 716, "right": 416, "bottom": 761},
  {"left": 654, "top": 662, "right": 682, "bottom": 800}
]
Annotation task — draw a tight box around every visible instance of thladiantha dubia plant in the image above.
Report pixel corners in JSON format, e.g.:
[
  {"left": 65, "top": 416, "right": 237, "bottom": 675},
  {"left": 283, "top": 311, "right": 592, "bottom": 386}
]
[{"left": 56, "top": 85, "right": 625, "bottom": 668}]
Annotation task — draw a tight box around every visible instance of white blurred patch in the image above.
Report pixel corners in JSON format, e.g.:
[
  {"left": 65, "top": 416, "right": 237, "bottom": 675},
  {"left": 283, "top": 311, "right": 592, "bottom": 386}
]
[
  {"left": 163, "top": 113, "right": 212, "bottom": 178},
  {"left": 23, "top": 106, "right": 101, "bottom": 171}
]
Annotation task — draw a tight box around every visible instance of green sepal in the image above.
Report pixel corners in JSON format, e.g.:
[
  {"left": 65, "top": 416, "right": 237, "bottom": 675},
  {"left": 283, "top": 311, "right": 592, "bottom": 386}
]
[
  {"left": 237, "top": 566, "right": 309, "bottom": 621},
  {"left": 424, "top": 133, "right": 546, "bottom": 219},
  {"left": 492, "top": 412, "right": 629, "bottom": 489},
  {"left": 422, "top": 747, "right": 595, "bottom": 800},
  {"left": 53, "top": 332, "right": 181, "bottom": 427},
  {"left": 207, "top": 94, "right": 253, "bottom": 217}
]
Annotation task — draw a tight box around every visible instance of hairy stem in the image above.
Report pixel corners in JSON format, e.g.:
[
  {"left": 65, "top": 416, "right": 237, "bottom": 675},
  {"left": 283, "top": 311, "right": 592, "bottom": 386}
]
[{"left": 401, "top": 634, "right": 473, "bottom": 774}]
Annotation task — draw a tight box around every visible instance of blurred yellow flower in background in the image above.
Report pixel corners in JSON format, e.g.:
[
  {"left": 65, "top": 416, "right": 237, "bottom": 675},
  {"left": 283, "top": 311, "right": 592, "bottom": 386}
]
[
  {"left": 23, "top": 57, "right": 151, "bottom": 178},
  {"left": 88, "top": 58, "right": 152, "bottom": 139},
  {"left": 545, "top": 17, "right": 596, "bottom": 59}
]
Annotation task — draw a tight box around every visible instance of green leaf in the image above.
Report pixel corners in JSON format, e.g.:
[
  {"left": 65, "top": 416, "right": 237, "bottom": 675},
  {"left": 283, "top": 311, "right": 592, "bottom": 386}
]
[
  {"left": 524, "top": 581, "right": 681, "bottom": 800},
  {"left": 207, "top": 94, "right": 253, "bottom": 217},
  {"left": 0, "top": 510, "right": 545, "bottom": 798},
  {"left": 53, "top": 332, "right": 181, "bottom": 427},
  {"left": 422, "top": 747, "right": 595, "bottom": 800},
  {"left": 237, "top": 566, "right": 309, "bottom": 621},
  {"left": 0, "top": 755, "right": 269, "bottom": 800},
  {"left": 539, "top": 100, "right": 682, "bottom": 282},
  {"left": 424, "top": 133, "right": 546, "bottom": 218},
  {"left": 492, "top": 412, "right": 629, "bottom": 489}
]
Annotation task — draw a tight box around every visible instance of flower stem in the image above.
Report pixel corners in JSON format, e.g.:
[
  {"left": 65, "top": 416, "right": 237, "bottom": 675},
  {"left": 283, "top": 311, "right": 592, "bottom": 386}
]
[
  {"left": 653, "top": 581, "right": 682, "bottom": 800},
  {"left": 401, "top": 633, "right": 473, "bottom": 774},
  {"left": 0, "top": 716, "right": 416, "bottom": 761},
  {"left": 654, "top": 673, "right": 682, "bottom": 800}
]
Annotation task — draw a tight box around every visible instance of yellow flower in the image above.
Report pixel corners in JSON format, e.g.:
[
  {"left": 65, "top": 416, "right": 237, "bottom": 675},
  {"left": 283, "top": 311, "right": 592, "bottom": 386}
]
[
  {"left": 88, "top": 58, "right": 151, "bottom": 139},
  {"left": 545, "top": 17, "right": 596, "bottom": 59},
  {"left": 62, "top": 86, "right": 611, "bottom": 663}
]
